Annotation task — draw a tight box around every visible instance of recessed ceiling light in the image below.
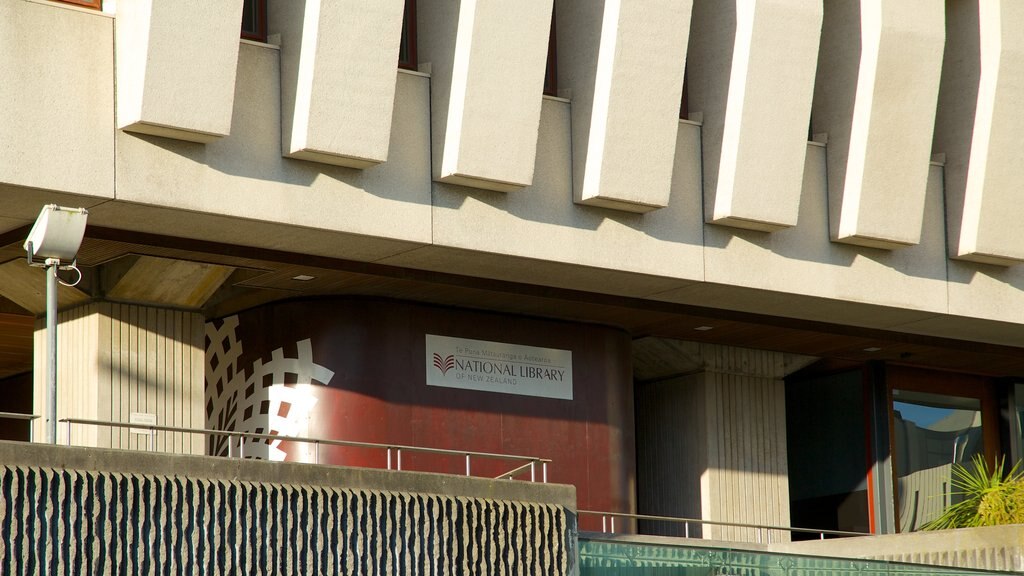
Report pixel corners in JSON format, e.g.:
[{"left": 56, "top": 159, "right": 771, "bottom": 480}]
[
  {"left": 291, "top": 274, "right": 316, "bottom": 281},
  {"left": 694, "top": 326, "right": 714, "bottom": 331},
  {"left": 863, "top": 347, "right": 882, "bottom": 352}
]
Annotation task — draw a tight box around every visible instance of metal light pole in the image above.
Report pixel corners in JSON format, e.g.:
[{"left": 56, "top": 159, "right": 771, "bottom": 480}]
[
  {"left": 23, "top": 205, "right": 89, "bottom": 444},
  {"left": 46, "top": 258, "right": 57, "bottom": 444}
]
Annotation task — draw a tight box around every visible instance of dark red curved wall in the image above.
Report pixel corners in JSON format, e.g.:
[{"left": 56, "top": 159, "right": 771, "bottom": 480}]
[{"left": 221, "top": 297, "right": 635, "bottom": 520}]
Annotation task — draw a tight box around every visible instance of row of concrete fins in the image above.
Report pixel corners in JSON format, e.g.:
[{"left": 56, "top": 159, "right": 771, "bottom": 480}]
[{"left": 118, "top": 0, "right": 1023, "bottom": 265}]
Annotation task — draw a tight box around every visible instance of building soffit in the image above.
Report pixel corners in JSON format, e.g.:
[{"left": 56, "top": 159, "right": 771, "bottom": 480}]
[{"left": 0, "top": 226, "right": 1021, "bottom": 381}]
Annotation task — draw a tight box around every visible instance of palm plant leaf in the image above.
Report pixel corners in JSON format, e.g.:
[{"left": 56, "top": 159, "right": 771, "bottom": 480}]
[{"left": 922, "top": 455, "right": 1024, "bottom": 530}]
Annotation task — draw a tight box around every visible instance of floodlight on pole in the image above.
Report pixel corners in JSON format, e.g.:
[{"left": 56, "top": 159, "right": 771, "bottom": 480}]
[{"left": 23, "top": 204, "right": 89, "bottom": 445}]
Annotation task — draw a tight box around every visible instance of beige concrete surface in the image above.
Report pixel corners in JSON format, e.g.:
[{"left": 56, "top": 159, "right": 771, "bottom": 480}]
[
  {"left": 380, "top": 103, "right": 705, "bottom": 293},
  {"left": 273, "top": 0, "right": 405, "bottom": 168},
  {"left": 116, "top": 0, "right": 244, "bottom": 142},
  {"left": 112, "top": 44, "right": 433, "bottom": 259},
  {"left": 32, "top": 303, "right": 206, "bottom": 454},
  {"left": 0, "top": 1, "right": 114, "bottom": 199},
  {"left": 676, "top": 147, "right": 949, "bottom": 316},
  {"left": 421, "top": 0, "right": 553, "bottom": 192},
  {"left": 954, "top": 2, "right": 1024, "bottom": 265},
  {"left": 815, "top": 0, "right": 945, "bottom": 249},
  {"left": 0, "top": 439, "right": 577, "bottom": 509},
  {"left": 560, "top": 0, "right": 691, "bottom": 212},
  {"left": 691, "top": 0, "right": 822, "bottom": 231},
  {"left": 773, "top": 525, "right": 1024, "bottom": 573},
  {"left": 6, "top": 1, "right": 1024, "bottom": 353}
]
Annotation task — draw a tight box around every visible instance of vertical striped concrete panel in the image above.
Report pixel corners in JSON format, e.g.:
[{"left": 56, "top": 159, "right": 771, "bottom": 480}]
[
  {"left": 814, "top": 0, "right": 945, "bottom": 249},
  {"left": 0, "top": 465, "right": 571, "bottom": 575},
  {"left": 934, "top": 1, "right": 1024, "bottom": 265},
  {"left": 33, "top": 304, "right": 204, "bottom": 454},
  {"left": 701, "top": 346, "right": 791, "bottom": 543},
  {"left": 33, "top": 304, "right": 100, "bottom": 447},
  {"left": 635, "top": 374, "right": 706, "bottom": 537},
  {"left": 116, "top": 0, "right": 244, "bottom": 142},
  {"left": 560, "top": 0, "right": 691, "bottom": 212},
  {"left": 273, "top": 0, "right": 406, "bottom": 168},
  {"left": 690, "top": 0, "right": 823, "bottom": 231},
  {"left": 421, "top": 0, "right": 554, "bottom": 192},
  {"left": 635, "top": 343, "right": 806, "bottom": 544}
]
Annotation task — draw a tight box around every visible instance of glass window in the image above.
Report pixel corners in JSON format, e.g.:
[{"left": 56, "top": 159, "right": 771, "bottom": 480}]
[
  {"left": 241, "top": 0, "right": 267, "bottom": 42},
  {"left": 543, "top": 8, "right": 557, "bottom": 96},
  {"left": 892, "top": 389, "right": 983, "bottom": 532},
  {"left": 54, "top": 0, "right": 102, "bottom": 8},
  {"left": 1012, "top": 383, "right": 1024, "bottom": 463},
  {"left": 398, "top": 0, "right": 417, "bottom": 70}
]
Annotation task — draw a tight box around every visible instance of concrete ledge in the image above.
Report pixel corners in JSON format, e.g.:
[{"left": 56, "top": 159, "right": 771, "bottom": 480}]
[
  {"left": 0, "top": 440, "right": 576, "bottom": 510},
  {"left": 771, "top": 525, "right": 1024, "bottom": 573}
]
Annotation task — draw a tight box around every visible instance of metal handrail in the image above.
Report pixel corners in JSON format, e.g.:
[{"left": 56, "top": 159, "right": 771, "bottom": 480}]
[
  {"left": 0, "top": 412, "right": 40, "bottom": 421},
  {"left": 0, "top": 412, "right": 40, "bottom": 442},
  {"left": 578, "top": 510, "right": 869, "bottom": 544},
  {"left": 59, "top": 417, "right": 550, "bottom": 482}
]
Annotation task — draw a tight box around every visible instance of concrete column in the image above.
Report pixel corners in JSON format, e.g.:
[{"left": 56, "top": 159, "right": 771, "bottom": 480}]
[
  {"left": 636, "top": 341, "right": 815, "bottom": 543},
  {"left": 32, "top": 302, "right": 205, "bottom": 454}
]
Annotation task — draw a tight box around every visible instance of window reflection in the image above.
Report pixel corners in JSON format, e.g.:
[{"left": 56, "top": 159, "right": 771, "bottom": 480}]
[{"left": 892, "top": 390, "right": 983, "bottom": 532}]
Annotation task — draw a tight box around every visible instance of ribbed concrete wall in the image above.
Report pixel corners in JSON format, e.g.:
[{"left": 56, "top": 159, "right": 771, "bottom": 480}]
[
  {"left": 0, "top": 443, "right": 575, "bottom": 575},
  {"left": 33, "top": 303, "right": 205, "bottom": 453},
  {"left": 635, "top": 344, "right": 812, "bottom": 544},
  {"left": 702, "top": 348, "right": 791, "bottom": 543}
]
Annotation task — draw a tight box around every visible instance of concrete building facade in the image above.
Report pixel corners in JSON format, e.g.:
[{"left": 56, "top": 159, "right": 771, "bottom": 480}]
[{"left": 1, "top": 0, "right": 1024, "bottom": 570}]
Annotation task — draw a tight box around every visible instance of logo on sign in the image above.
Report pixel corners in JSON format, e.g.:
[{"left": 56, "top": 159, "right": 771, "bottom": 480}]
[
  {"left": 433, "top": 353, "right": 455, "bottom": 375},
  {"left": 426, "top": 335, "right": 573, "bottom": 400}
]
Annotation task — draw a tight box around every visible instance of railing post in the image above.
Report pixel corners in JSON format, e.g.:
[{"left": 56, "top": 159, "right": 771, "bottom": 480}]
[
  {"left": 820, "top": 532, "right": 825, "bottom": 540},
  {"left": 227, "top": 433, "right": 233, "bottom": 457},
  {"left": 465, "top": 454, "right": 471, "bottom": 477},
  {"left": 530, "top": 461, "right": 535, "bottom": 482},
  {"left": 314, "top": 440, "right": 320, "bottom": 465},
  {"left": 397, "top": 448, "right": 402, "bottom": 471},
  {"left": 684, "top": 521, "right": 689, "bottom": 539},
  {"left": 387, "top": 447, "right": 392, "bottom": 470},
  {"left": 239, "top": 436, "right": 244, "bottom": 459},
  {"left": 610, "top": 516, "right": 616, "bottom": 533},
  {"left": 602, "top": 515, "right": 607, "bottom": 532},
  {"left": 757, "top": 528, "right": 763, "bottom": 544},
  {"left": 542, "top": 462, "right": 547, "bottom": 483}
]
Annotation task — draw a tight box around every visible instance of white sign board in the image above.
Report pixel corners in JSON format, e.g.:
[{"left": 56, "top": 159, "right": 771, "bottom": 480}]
[
  {"left": 425, "top": 334, "right": 573, "bottom": 400},
  {"left": 129, "top": 412, "right": 156, "bottom": 435}
]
